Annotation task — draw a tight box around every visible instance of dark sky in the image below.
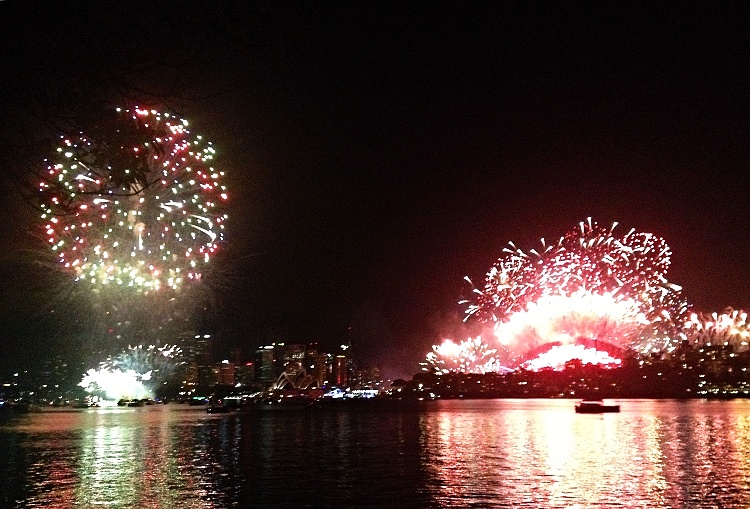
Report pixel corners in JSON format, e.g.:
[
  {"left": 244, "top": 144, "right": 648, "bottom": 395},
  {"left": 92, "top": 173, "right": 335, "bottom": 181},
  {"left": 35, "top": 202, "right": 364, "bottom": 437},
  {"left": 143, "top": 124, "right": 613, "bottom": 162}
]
[{"left": 1, "top": 2, "right": 749, "bottom": 377}]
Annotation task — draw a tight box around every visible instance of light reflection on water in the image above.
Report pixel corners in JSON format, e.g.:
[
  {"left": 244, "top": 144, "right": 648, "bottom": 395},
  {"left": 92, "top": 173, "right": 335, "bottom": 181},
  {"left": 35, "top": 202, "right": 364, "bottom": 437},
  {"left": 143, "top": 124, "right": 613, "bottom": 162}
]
[
  {"left": 1, "top": 406, "right": 242, "bottom": 508},
  {"left": 2, "top": 400, "right": 750, "bottom": 508},
  {"left": 420, "top": 399, "right": 750, "bottom": 508}
]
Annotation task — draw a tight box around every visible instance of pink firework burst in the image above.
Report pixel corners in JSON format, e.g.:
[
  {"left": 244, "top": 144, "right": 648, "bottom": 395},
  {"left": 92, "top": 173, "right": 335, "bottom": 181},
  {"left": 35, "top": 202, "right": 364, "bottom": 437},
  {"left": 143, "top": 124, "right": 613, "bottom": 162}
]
[{"left": 464, "top": 219, "right": 688, "bottom": 370}]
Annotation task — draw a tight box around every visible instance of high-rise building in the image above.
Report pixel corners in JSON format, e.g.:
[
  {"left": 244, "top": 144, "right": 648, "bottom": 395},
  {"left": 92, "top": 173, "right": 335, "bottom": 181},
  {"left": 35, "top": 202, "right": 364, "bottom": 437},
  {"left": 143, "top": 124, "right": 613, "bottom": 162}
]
[
  {"left": 308, "top": 352, "right": 327, "bottom": 388},
  {"left": 235, "top": 362, "right": 255, "bottom": 387},
  {"left": 351, "top": 365, "right": 383, "bottom": 389},
  {"left": 333, "top": 354, "right": 348, "bottom": 387},
  {"left": 230, "top": 347, "right": 243, "bottom": 366},
  {"left": 177, "top": 333, "right": 214, "bottom": 365},
  {"left": 281, "top": 344, "right": 306, "bottom": 376},
  {"left": 213, "top": 361, "right": 235, "bottom": 386},
  {"left": 255, "top": 346, "right": 275, "bottom": 384}
]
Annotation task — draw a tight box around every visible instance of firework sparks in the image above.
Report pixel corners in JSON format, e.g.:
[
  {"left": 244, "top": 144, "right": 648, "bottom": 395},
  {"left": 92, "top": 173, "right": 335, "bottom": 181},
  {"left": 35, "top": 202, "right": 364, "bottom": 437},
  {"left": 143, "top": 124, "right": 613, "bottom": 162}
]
[
  {"left": 421, "top": 337, "right": 507, "bottom": 374},
  {"left": 461, "top": 219, "right": 689, "bottom": 370},
  {"left": 38, "top": 107, "right": 228, "bottom": 294},
  {"left": 79, "top": 344, "right": 184, "bottom": 400},
  {"left": 491, "top": 289, "right": 643, "bottom": 365},
  {"left": 80, "top": 367, "right": 153, "bottom": 401},
  {"left": 684, "top": 308, "right": 750, "bottom": 352}
]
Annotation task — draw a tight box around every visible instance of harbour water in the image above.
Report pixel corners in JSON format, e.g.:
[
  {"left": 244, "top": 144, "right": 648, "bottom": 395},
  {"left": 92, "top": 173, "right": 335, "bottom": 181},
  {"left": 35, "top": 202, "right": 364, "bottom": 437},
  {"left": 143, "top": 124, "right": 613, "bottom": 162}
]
[{"left": 2, "top": 399, "right": 750, "bottom": 508}]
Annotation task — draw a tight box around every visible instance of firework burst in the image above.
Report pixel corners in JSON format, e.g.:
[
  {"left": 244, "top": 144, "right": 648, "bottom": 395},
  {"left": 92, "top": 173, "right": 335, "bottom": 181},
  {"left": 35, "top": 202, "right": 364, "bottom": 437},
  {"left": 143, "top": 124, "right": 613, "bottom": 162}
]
[
  {"left": 80, "top": 344, "right": 184, "bottom": 400},
  {"left": 34, "top": 107, "right": 229, "bottom": 349},
  {"left": 462, "top": 219, "right": 689, "bottom": 369},
  {"left": 37, "top": 107, "right": 228, "bottom": 294},
  {"left": 421, "top": 337, "right": 506, "bottom": 374},
  {"left": 684, "top": 308, "right": 750, "bottom": 352}
]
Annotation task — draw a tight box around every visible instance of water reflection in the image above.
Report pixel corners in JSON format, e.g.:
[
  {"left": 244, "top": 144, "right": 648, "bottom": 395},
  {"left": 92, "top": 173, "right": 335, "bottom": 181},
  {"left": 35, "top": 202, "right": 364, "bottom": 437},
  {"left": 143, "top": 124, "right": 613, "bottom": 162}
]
[
  {"left": 419, "top": 399, "right": 750, "bottom": 507},
  {"left": 3, "top": 400, "right": 750, "bottom": 508},
  {"left": 241, "top": 406, "right": 430, "bottom": 507},
  {"left": 4, "top": 406, "right": 244, "bottom": 508},
  {"left": 654, "top": 401, "right": 750, "bottom": 507}
]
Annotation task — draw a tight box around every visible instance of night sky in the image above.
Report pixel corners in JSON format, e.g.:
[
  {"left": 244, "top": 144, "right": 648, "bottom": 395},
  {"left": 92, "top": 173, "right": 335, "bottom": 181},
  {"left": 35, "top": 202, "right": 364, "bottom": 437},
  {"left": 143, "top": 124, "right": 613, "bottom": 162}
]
[{"left": 1, "top": 2, "right": 749, "bottom": 377}]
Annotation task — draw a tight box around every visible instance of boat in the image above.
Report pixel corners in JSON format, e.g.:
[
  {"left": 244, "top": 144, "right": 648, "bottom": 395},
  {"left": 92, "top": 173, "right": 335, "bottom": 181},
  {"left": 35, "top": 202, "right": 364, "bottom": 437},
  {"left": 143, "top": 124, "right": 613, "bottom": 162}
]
[{"left": 575, "top": 399, "right": 620, "bottom": 413}]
